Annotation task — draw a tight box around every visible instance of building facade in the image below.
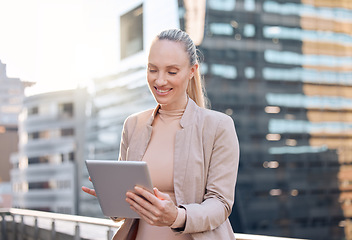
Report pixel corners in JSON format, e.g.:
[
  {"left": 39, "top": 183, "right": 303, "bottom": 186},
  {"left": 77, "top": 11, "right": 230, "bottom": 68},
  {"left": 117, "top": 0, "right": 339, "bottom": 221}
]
[
  {"left": 0, "top": 60, "right": 31, "bottom": 183},
  {"left": 177, "top": 0, "right": 352, "bottom": 239},
  {"left": 0, "top": 60, "right": 32, "bottom": 208},
  {"left": 11, "top": 89, "right": 88, "bottom": 214}
]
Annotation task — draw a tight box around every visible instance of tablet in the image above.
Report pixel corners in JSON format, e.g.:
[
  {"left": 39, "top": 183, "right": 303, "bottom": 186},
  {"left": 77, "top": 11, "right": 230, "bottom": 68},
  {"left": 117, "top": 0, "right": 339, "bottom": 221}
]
[{"left": 85, "top": 160, "right": 153, "bottom": 219}]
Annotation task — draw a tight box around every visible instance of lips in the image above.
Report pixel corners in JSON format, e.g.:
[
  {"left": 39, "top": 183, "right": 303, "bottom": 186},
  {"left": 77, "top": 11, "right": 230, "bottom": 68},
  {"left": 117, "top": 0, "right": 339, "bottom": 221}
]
[{"left": 155, "top": 87, "right": 172, "bottom": 95}]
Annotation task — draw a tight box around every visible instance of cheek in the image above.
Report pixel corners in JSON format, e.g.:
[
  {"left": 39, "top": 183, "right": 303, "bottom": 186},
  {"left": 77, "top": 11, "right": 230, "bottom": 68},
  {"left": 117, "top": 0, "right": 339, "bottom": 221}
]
[
  {"left": 174, "top": 78, "right": 189, "bottom": 95},
  {"left": 180, "top": 75, "right": 190, "bottom": 90},
  {"left": 147, "top": 74, "right": 153, "bottom": 84}
]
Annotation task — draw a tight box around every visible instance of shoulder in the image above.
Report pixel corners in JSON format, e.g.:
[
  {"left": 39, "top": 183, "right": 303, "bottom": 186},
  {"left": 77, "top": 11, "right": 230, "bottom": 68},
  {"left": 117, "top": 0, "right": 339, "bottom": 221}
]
[
  {"left": 127, "top": 108, "right": 154, "bottom": 121},
  {"left": 196, "top": 107, "right": 235, "bottom": 129},
  {"left": 183, "top": 99, "right": 234, "bottom": 129},
  {"left": 124, "top": 108, "right": 154, "bottom": 128}
]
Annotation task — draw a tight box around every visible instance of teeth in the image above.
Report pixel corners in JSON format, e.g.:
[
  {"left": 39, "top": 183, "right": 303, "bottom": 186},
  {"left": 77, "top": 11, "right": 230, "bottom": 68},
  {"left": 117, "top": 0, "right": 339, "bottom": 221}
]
[{"left": 157, "top": 88, "right": 170, "bottom": 93}]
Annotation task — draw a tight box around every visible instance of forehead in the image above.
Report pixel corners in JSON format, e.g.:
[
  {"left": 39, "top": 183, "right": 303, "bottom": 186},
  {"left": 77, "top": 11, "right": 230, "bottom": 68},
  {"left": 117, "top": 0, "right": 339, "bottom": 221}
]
[{"left": 148, "top": 39, "right": 189, "bottom": 66}]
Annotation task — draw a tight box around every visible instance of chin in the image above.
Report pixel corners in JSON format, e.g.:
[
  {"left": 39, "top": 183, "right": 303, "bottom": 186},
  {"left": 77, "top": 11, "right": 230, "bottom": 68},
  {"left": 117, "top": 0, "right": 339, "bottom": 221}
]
[
  {"left": 152, "top": 94, "right": 170, "bottom": 104},
  {"left": 155, "top": 99, "right": 169, "bottom": 106}
]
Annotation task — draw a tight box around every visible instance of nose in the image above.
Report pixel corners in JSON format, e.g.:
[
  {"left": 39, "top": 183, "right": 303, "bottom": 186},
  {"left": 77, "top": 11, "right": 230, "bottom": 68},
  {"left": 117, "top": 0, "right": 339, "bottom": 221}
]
[{"left": 155, "top": 72, "right": 167, "bottom": 86}]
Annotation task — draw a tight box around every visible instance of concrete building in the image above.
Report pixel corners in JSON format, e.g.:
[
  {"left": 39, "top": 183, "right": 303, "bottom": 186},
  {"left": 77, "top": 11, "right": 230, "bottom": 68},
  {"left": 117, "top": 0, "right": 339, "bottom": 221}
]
[
  {"left": 11, "top": 89, "right": 88, "bottom": 214},
  {"left": 0, "top": 60, "right": 30, "bottom": 183},
  {"left": 0, "top": 60, "right": 32, "bottom": 208}
]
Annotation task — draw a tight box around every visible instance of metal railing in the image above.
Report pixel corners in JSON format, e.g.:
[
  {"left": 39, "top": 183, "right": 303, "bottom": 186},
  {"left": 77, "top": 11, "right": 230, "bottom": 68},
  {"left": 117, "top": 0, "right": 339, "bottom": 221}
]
[
  {"left": 0, "top": 208, "right": 122, "bottom": 240},
  {"left": 0, "top": 208, "right": 308, "bottom": 240}
]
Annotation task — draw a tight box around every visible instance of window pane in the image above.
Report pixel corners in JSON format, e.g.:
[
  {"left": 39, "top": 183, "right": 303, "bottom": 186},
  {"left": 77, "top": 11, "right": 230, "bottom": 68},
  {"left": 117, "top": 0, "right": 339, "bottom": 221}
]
[
  {"left": 208, "top": 0, "right": 236, "bottom": 11},
  {"left": 120, "top": 5, "right": 143, "bottom": 59}
]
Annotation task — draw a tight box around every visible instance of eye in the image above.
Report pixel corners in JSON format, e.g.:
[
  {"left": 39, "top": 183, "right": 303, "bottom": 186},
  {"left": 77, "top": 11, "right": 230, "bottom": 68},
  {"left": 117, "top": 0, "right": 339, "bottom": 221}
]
[
  {"left": 168, "top": 72, "right": 177, "bottom": 75},
  {"left": 148, "top": 69, "right": 157, "bottom": 73}
]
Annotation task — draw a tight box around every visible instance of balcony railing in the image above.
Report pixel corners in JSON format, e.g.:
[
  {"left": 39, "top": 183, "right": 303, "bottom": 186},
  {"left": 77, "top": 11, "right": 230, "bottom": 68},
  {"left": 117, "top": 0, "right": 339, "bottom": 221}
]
[{"left": 0, "top": 208, "right": 308, "bottom": 240}]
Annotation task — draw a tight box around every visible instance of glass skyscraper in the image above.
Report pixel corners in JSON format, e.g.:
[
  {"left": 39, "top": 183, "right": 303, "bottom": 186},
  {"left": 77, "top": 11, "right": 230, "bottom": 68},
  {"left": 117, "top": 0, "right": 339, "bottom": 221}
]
[{"left": 177, "top": 0, "right": 352, "bottom": 239}]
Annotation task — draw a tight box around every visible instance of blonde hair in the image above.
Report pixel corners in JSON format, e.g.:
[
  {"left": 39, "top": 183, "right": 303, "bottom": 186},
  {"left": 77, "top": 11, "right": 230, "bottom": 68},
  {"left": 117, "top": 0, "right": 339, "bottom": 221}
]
[{"left": 156, "top": 29, "right": 208, "bottom": 108}]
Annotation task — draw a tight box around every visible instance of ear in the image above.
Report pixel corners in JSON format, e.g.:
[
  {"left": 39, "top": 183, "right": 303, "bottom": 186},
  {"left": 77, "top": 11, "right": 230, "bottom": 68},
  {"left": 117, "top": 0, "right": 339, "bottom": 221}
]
[{"left": 190, "top": 63, "right": 198, "bottom": 79}]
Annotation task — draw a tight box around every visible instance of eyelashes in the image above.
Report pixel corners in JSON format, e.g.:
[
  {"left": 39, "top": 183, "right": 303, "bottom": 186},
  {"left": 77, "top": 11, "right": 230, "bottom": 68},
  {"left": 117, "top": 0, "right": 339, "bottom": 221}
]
[{"left": 148, "top": 69, "right": 178, "bottom": 75}]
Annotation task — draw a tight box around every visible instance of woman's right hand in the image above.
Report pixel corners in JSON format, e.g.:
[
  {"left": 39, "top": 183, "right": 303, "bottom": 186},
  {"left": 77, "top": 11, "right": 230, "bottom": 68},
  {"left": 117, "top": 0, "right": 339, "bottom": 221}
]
[{"left": 81, "top": 176, "right": 97, "bottom": 197}]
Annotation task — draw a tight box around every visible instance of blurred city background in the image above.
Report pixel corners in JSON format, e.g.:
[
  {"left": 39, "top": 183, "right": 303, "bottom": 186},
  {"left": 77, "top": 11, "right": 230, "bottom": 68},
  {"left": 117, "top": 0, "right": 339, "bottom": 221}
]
[{"left": 0, "top": 0, "right": 352, "bottom": 239}]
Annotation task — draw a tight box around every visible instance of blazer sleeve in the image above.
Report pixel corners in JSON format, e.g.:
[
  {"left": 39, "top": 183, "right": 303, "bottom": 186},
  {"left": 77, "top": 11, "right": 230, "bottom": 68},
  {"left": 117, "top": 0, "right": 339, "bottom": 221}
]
[
  {"left": 181, "top": 115, "right": 240, "bottom": 233},
  {"left": 118, "top": 117, "right": 131, "bottom": 161}
]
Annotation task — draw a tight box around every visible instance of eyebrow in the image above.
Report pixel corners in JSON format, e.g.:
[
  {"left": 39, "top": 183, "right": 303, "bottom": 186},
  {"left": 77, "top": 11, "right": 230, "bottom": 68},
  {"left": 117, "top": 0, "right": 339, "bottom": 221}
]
[{"left": 148, "top": 63, "right": 181, "bottom": 68}]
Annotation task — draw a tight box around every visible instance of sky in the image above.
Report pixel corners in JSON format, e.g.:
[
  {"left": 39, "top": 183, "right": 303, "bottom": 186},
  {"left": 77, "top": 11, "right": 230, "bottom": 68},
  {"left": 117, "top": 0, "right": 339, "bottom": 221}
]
[{"left": 0, "top": 0, "right": 121, "bottom": 95}]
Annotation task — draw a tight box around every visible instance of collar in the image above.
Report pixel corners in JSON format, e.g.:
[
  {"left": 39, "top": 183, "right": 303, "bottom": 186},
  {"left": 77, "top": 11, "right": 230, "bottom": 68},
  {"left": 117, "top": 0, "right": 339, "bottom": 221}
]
[{"left": 147, "top": 98, "right": 199, "bottom": 128}]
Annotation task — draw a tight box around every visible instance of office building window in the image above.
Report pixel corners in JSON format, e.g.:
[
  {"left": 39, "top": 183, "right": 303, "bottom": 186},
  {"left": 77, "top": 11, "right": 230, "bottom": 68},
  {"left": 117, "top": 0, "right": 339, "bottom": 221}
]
[
  {"left": 245, "top": 67, "right": 255, "bottom": 79},
  {"left": 244, "top": 24, "right": 256, "bottom": 37},
  {"left": 61, "top": 128, "right": 74, "bottom": 137},
  {"left": 211, "top": 64, "right": 237, "bottom": 79},
  {"left": 208, "top": 0, "right": 236, "bottom": 11},
  {"left": 200, "top": 63, "right": 208, "bottom": 75},
  {"left": 28, "top": 155, "right": 63, "bottom": 165},
  {"left": 244, "top": 0, "right": 255, "bottom": 11},
  {"left": 69, "top": 152, "right": 75, "bottom": 161},
  {"left": 120, "top": 5, "right": 143, "bottom": 59},
  {"left": 209, "top": 23, "right": 234, "bottom": 36},
  {"left": 28, "top": 132, "right": 39, "bottom": 139},
  {"left": 28, "top": 106, "right": 39, "bottom": 115},
  {"left": 28, "top": 180, "right": 71, "bottom": 190},
  {"left": 59, "top": 103, "right": 74, "bottom": 117}
]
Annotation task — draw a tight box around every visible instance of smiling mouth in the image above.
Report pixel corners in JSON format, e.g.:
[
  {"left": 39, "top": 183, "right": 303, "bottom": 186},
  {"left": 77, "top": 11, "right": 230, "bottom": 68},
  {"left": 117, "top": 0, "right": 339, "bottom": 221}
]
[{"left": 155, "top": 87, "right": 172, "bottom": 93}]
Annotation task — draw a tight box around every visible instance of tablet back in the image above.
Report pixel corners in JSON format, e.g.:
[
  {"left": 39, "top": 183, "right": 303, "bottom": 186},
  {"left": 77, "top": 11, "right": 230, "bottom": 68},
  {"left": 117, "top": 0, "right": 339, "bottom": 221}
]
[{"left": 85, "top": 160, "right": 153, "bottom": 218}]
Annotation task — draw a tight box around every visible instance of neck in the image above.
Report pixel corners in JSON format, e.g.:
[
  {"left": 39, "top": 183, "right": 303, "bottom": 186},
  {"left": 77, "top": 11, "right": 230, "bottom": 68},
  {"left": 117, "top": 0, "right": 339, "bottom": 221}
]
[{"left": 159, "top": 96, "right": 188, "bottom": 111}]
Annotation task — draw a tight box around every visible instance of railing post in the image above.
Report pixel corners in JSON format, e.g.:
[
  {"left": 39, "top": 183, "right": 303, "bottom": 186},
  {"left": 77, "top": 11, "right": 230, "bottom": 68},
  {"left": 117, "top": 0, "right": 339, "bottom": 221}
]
[
  {"left": 51, "top": 219, "right": 56, "bottom": 240},
  {"left": 19, "top": 215, "right": 24, "bottom": 240},
  {"left": 107, "top": 226, "right": 114, "bottom": 240},
  {"left": 12, "top": 215, "right": 16, "bottom": 240},
  {"left": 1, "top": 213, "right": 8, "bottom": 240},
  {"left": 74, "top": 222, "right": 80, "bottom": 240},
  {"left": 34, "top": 217, "right": 39, "bottom": 239}
]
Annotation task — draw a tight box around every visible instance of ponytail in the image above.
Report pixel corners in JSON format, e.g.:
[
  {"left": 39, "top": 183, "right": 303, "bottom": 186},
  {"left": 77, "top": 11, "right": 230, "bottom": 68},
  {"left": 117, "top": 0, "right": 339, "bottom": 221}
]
[{"left": 187, "top": 64, "right": 208, "bottom": 108}]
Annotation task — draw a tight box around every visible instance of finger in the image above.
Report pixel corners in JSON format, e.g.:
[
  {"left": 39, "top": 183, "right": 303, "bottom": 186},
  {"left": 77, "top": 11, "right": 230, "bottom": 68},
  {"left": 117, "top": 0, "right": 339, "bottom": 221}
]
[
  {"left": 128, "top": 204, "right": 156, "bottom": 225},
  {"left": 126, "top": 191, "right": 177, "bottom": 227},
  {"left": 134, "top": 186, "right": 160, "bottom": 205},
  {"left": 126, "top": 192, "right": 160, "bottom": 219},
  {"left": 126, "top": 191, "right": 155, "bottom": 212},
  {"left": 153, "top": 188, "right": 172, "bottom": 201},
  {"left": 127, "top": 199, "right": 163, "bottom": 226},
  {"left": 82, "top": 186, "right": 97, "bottom": 197}
]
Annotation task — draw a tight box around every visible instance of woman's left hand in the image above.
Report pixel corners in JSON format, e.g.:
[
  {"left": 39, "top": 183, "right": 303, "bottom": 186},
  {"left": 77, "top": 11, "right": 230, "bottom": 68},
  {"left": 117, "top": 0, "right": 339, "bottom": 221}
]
[{"left": 126, "top": 186, "right": 178, "bottom": 227}]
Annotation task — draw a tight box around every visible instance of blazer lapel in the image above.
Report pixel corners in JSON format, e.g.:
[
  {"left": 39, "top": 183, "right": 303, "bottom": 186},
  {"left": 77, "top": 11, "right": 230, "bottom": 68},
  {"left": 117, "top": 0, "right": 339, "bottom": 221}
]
[
  {"left": 173, "top": 99, "right": 198, "bottom": 204},
  {"left": 174, "top": 126, "right": 193, "bottom": 204},
  {"left": 127, "top": 106, "right": 158, "bottom": 162},
  {"left": 135, "top": 125, "right": 153, "bottom": 161}
]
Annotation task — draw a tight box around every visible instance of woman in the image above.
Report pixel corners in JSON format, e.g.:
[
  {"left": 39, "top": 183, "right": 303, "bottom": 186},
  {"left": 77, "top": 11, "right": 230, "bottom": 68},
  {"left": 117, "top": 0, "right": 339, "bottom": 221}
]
[{"left": 83, "top": 29, "right": 239, "bottom": 240}]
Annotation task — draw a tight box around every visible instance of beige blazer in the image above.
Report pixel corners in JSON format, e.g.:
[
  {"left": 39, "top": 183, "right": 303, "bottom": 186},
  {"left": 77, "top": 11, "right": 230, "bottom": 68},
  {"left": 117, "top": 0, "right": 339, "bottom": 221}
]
[{"left": 113, "top": 99, "right": 239, "bottom": 240}]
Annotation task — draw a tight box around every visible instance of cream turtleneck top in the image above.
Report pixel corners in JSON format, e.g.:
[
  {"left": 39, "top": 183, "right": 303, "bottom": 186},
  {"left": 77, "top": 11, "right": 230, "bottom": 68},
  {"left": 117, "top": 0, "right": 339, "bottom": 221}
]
[{"left": 135, "top": 108, "right": 192, "bottom": 240}]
